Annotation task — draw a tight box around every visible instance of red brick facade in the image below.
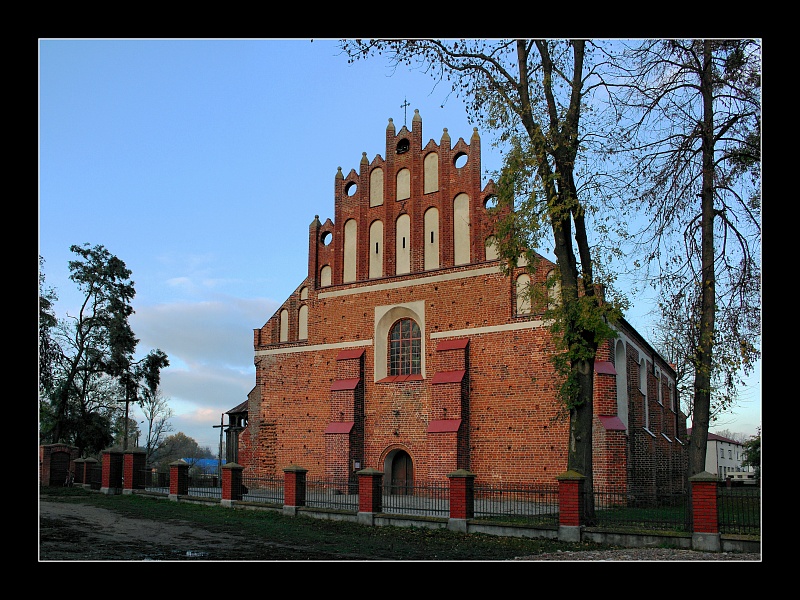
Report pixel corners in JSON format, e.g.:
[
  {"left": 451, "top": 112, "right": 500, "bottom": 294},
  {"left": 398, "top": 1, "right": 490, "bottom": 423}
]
[{"left": 240, "top": 111, "right": 687, "bottom": 499}]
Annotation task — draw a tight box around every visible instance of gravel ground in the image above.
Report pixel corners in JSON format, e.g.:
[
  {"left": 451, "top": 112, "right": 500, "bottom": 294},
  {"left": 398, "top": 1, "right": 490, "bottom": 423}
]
[{"left": 515, "top": 547, "right": 761, "bottom": 561}]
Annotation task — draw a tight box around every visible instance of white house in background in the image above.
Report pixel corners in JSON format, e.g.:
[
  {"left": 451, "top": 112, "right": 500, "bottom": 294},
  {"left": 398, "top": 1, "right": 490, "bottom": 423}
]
[{"left": 688, "top": 429, "right": 753, "bottom": 480}]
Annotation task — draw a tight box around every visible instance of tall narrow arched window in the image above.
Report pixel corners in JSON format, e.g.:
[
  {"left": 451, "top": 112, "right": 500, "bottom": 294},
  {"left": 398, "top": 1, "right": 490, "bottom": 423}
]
[
  {"left": 424, "top": 207, "right": 439, "bottom": 270},
  {"left": 396, "top": 213, "right": 411, "bottom": 275},
  {"left": 279, "top": 309, "right": 289, "bottom": 342},
  {"left": 343, "top": 218, "right": 357, "bottom": 283},
  {"left": 388, "top": 318, "right": 421, "bottom": 376},
  {"left": 369, "top": 220, "right": 384, "bottom": 278},
  {"left": 516, "top": 273, "right": 532, "bottom": 315},
  {"left": 298, "top": 305, "right": 308, "bottom": 340},
  {"left": 640, "top": 358, "right": 649, "bottom": 429}
]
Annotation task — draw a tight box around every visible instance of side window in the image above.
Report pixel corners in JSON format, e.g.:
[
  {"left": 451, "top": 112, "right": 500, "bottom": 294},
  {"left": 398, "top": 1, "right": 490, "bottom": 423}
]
[
  {"left": 516, "top": 273, "right": 531, "bottom": 315},
  {"left": 298, "top": 305, "right": 308, "bottom": 340},
  {"left": 320, "top": 265, "right": 332, "bottom": 287},
  {"left": 370, "top": 167, "right": 384, "bottom": 207},
  {"left": 388, "top": 318, "right": 421, "bottom": 376},
  {"left": 279, "top": 309, "right": 289, "bottom": 342},
  {"left": 396, "top": 168, "right": 410, "bottom": 201},
  {"left": 369, "top": 220, "right": 384, "bottom": 278},
  {"left": 424, "top": 207, "right": 439, "bottom": 270},
  {"left": 424, "top": 152, "right": 439, "bottom": 193}
]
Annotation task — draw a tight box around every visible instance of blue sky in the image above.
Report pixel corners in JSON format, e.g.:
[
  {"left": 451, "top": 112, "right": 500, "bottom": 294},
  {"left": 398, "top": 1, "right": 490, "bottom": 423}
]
[{"left": 38, "top": 38, "right": 761, "bottom": 452}]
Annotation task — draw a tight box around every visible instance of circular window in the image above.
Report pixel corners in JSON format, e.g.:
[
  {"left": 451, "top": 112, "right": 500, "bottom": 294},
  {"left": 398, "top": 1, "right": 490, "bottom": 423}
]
[
  {"left": 454, "top": 152, "right": 468, "bottom": 168},
  {"left": 345, "top": 182, "right": 358, "bottom": 197},
  {"left": 484, "top": 194, "right": 498, "bottom": 210},
  {"left": 321, "top": 231, "right": 332, "bottom": 246},
  {"left": 396, "top": 139, "right": 410, "bottom": 154}
]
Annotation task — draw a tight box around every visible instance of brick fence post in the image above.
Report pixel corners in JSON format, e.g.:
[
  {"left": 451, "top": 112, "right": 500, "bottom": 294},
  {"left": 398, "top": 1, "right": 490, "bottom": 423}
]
[
  {"left": 356, "top": 468, "right": 383, "bottom": 526},
  {"left": 221, "top": 463, "right": 244, "bottom": 507},
  {"left": 283, "top": 465, "right": 307, "bottom": 516},
  {"left": 123, "top": 449, "right": 146, "bottom": 494},
  {"left": 556, "top": 470, "right": 585, "bottom": 542},
  {"left": 690, "top": 471, "right": 721, "bottom": 552},
  {"left": 100, "top": 449, "right": 124, "bottom": 495},
  {"left": 447, "top": 469, "right": 475, "bottom": 532},
  {"left": 169, "top": 459, "right": 189, "bottom": 501}
]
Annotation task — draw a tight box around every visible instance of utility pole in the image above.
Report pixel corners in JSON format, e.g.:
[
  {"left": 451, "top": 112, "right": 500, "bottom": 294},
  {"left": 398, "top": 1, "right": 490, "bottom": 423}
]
[{"left": 213, "top": 413, "right": 224, "bottom": 478}]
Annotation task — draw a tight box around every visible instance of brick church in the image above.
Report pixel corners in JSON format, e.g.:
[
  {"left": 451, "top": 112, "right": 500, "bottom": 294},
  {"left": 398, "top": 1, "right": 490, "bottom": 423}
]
[{"left": 229, "top": 109, "right": 688, "bottom": 498}]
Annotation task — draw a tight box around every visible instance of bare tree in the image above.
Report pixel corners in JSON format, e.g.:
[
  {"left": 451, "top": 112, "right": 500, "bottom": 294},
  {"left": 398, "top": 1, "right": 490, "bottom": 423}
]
[
  {"left": 139, "top": 388, "right": 175, "bottom": 464},
  {"left": 606, "top": 39, "right": 761, "bottom": 478}
]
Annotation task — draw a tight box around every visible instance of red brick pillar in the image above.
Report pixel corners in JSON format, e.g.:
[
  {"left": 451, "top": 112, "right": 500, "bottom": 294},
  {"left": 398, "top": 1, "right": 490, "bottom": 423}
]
[
  {"left": 556, "top": 470, "right": 585, "bottom": 542},
  {"left": 447, "top": 470, "right": 475, "bottom": 532},
  {"left": 100, "top": 449, "right": 124, "bottom": 495},
  {"left": 283, "top": 465, "right": 307, "bottom": 515},
  {"left": 690, "top": 472, "right": 721, "bottom": 552},
  {"left": 221, "top": 463, "right": 245, "bottom": 506},
  {"left": 169, "top": 460, "right": 189, "bottom": 499},
  {"left": 123, "top": 449, "right": 146, "bottom": 494},
  {"left": 357, "top": 468, "right": 384, "bottom": 514}
]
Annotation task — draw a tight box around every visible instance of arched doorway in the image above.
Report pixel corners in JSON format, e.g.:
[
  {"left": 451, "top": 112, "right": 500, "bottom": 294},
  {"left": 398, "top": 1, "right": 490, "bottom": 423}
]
[{"left": 389, "top": 450, "right": 413, "bottom": 495}]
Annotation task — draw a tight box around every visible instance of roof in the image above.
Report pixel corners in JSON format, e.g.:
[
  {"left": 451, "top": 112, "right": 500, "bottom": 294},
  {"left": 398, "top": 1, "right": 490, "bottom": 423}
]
[
  {"left": 226, "top": 399, "right": 248, "bottom": 415},
  {"left": 687, "top": 429, "right": 742, "bottom": 445}
]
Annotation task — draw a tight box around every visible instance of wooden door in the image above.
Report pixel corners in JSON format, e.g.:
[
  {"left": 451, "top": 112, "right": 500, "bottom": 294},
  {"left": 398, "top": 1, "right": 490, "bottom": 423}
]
[{"left": 391, "top": 451, "right": 413, "bottom": 495}]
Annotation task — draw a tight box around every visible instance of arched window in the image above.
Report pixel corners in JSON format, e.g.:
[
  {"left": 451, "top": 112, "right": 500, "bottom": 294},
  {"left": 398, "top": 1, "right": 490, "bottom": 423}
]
[
  {"left": 298, "top": 305, "right": 308, "bottom": 340},
  {"left": 388, "top": 318, "right": 421, "bottom": 376},
  {"left": 640, "top": 357, "right": 649, "bottom": 429},
  {"left": 279, "top": 309, "right": 289, "bottom": 342},
  {"left": 516, "top": 273, "right": 531, "bottom": 315}
]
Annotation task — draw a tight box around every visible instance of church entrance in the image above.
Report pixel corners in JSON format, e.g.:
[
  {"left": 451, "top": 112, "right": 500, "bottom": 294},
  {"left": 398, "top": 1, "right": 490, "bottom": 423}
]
[{"left": 389, "top": 450, "right": 413, "bottom": 495}]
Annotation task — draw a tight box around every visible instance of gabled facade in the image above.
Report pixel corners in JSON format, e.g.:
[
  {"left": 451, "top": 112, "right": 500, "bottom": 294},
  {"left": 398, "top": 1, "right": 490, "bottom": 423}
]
[{"left": 235, "top": 110, "right": 687, "bottom": 499}]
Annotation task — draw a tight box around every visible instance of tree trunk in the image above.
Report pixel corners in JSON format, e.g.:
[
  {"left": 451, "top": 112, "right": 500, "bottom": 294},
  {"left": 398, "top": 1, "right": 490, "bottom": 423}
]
[{"left": 689, "top": 40, "right": 717, "bottom": 479}]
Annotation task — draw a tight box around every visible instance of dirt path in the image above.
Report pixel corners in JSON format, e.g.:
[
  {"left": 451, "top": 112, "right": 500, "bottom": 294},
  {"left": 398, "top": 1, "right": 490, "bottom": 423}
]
[{"left": 38, "top": 500, "right": 360, "bottom": 561}]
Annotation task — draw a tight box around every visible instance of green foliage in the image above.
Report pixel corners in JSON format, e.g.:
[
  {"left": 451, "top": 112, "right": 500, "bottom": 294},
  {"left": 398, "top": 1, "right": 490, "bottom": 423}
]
[
  {"left": 741, "top": 428, "right": 761, "bottom": 475},
  {"left": 39, "top": 244, "right": 170, "bottom": 457}
]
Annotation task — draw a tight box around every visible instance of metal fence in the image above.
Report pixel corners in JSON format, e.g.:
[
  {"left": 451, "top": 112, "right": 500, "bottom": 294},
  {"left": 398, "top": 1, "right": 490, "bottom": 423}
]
[
  {"left": 381, "top": 482, "right": 450, "bottom": 517},
  {"left": 718, "top": 485, "right": 760, "bottom": 536},
  {"left": 242, "top": 474, "right": 284, "bottom": 504},
  {"left": 587, "top": 489, "right": 691, "bottom": 533},
  {"left": 137, "top": 470, "right": 759, "bottom": 537},
  {"left": 474, "top": 484, "right": 559, "bottom": 526},
  {"left": 304, "top": 477, "right": 360, "bottom": 511}
]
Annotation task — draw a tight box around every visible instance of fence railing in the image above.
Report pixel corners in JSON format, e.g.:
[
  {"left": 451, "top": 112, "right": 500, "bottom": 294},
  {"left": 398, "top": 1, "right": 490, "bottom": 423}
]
[
  {"left": 136, "top": 469, "right": 760, "bottom": 538},
  {"left": 474, "top": 484, "right": 559, "bottom": 526},
  {"left": 242, "top": 474, "right": 284, "bottom": 504},
  {"left": 718, "top": 485, "right": 760, "bottom": 536},
  {"left": 587, "top": 489, "right": 691, "bottom": 533},
  {"left": 304, "top": 477, "right": 360, "bottom": 511},
  {"left": 381, "top": 482, "right": 450, "bottom": 517}
]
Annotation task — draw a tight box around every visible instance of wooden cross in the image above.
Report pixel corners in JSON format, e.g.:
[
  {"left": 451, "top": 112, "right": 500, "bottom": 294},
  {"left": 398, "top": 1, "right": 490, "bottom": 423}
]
[{"left": 401, "top": 97, "right": 410, "bottom": 126}]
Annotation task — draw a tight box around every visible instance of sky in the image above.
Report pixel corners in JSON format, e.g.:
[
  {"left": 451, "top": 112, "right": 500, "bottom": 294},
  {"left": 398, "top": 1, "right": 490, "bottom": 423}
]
[{"left": 38, "top": 38, "right": 761, "bottom": 453}]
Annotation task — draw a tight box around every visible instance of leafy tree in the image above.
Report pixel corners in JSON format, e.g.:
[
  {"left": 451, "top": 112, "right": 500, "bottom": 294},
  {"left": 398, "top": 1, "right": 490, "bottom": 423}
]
[
  {"left": 606, "top": 40, "right": 761, "bottom": 478},
  {"left": 38, "top": 256, "right": 60, "bottom": 397},
  {"left": 39, "top": 244, "right": 170, "bottom": 456},
  {"left": 741, "top": 427, "right": 760, "bottom": 477},
  {"left": 151, "top": 432, "right": 213, "bottom": 471},
  {"left": 341, "top": 40, "right": 625, "bottom": 513}
]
